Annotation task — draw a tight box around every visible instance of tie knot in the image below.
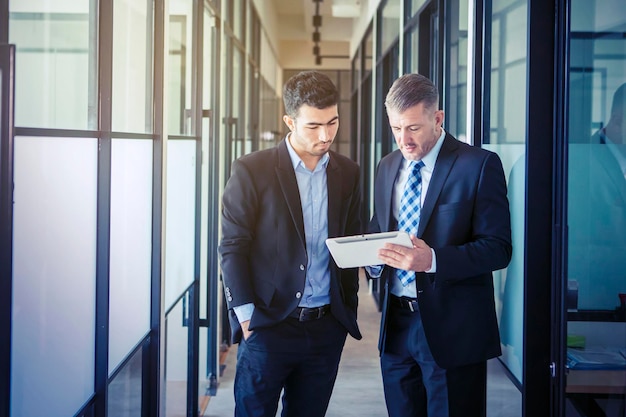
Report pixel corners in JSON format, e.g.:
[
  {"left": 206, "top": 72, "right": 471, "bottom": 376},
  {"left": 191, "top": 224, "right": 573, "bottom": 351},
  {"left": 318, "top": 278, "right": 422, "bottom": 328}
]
[{"left": 410, "top": 160, "right": 425, "bottom": 175}]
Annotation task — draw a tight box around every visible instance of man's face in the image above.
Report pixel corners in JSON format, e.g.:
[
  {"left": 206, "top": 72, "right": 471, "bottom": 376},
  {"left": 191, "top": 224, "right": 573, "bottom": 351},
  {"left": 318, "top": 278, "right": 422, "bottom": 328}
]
[
  {"left": 387, "top": 102, "right": 444, "bottom": 161},
  {"left": 283, "top": 104, "right": 339, "bottom": 158}
]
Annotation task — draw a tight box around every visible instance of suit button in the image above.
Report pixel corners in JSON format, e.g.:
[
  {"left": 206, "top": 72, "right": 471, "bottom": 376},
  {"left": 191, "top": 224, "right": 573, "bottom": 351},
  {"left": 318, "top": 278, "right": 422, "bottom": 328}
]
[
  {"left": 227, "top": 296, "right": 233, "bottom": 302},
  {"left": 295, "top": 292, "right": 302, "bottom": 299},
  {"left": 299, "top": 264, "right": 305, "bottom": 271}
]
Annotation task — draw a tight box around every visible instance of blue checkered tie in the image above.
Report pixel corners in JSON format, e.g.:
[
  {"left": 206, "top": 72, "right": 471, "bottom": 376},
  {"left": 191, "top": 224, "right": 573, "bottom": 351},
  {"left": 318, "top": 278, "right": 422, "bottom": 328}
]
[{"left": 397, "top": 160, "right": 425, "bottom": 286}]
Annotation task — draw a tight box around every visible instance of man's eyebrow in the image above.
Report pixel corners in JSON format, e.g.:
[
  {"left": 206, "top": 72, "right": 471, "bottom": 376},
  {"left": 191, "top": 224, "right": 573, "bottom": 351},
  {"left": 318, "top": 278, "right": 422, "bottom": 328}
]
[
  {"left": 392, "top": 123, "right": 422, "bottom": 128},
  {"left": 303, "top": 116, "right": 339, "bottom": 126}
]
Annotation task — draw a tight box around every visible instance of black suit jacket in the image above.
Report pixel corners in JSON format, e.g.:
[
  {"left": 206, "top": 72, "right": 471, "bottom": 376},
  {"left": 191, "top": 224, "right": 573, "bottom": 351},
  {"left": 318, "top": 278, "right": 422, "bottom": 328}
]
[
  {"left": 219, "top": 139, "right": 363, "bottom": 344},
  {"left": 369, "top": 133, "right": 512, "bottom": 369}
]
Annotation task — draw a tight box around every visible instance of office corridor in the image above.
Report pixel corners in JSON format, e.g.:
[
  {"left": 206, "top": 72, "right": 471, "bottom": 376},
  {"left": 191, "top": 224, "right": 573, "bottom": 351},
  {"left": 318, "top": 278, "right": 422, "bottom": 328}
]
[{"left": 205, "top": 275, "right": 522, "bottom": 417}]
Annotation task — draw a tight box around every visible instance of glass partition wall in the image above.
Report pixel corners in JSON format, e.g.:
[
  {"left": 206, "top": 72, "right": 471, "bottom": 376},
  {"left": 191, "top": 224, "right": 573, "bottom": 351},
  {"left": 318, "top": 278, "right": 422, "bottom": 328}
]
[
  {"left": 8, "top": 0, "right": 161, "bottom": 414},
  {"left": 565, "top": 1, "right": 626, "bottom": 416},
  {"left": 4, "top": 0, "right": 272, "bottom": 415}
]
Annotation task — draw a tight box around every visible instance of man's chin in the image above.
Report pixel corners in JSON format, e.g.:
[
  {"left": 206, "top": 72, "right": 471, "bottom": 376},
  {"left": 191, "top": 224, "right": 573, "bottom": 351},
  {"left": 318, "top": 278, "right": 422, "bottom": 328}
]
[{"left": 401, "top": 150, "right": 421, "bottom": 160}]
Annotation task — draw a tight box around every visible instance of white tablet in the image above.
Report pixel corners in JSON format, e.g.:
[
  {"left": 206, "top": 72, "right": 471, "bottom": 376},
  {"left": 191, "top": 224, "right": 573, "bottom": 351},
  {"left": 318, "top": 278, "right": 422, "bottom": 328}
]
[{"left": 325, "top": 231, "right": 413, "bottom": 268}]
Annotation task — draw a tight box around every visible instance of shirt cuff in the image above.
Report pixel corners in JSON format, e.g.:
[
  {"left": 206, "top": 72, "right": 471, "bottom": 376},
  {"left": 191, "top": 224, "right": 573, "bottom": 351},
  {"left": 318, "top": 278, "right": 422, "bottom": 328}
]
[
  {"left": 426, "top": 248, "right": 437, "bottom": 273},
  {"left": 233, "top": 303, "right": 255, "bottom": 323},
  {"left": 365, "top": 264, "right": 384, "bottom": 278}
]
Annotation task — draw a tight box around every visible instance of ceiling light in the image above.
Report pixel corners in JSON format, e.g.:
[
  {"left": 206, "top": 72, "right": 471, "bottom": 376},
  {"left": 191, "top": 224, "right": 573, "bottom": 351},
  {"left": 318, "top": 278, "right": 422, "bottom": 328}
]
[{"left": 331, "top": 0, "right": 361, "bottom": 18}]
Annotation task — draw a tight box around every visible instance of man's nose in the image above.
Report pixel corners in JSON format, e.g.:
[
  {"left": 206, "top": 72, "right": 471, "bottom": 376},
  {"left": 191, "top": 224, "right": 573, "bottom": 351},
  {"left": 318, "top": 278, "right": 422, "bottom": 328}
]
[
  {"left": 398, "top": 129, "right": 410, "bottom": 143},
  {"left": 320, "top": 126, "right": 331, "bottom": 142}
]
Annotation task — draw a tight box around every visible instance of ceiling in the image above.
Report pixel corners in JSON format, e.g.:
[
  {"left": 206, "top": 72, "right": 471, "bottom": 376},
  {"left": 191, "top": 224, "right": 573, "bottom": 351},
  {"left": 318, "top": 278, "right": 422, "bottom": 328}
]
[
  {"left": 268, "top": 0, "right": 362, "bottom": 68},
  {"left": 270, "top": 0, "right": 357, "bottom": 43}
]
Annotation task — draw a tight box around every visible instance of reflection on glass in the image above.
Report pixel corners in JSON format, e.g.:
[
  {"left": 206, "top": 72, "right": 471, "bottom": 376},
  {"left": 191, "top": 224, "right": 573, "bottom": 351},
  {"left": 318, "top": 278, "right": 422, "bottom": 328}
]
[
  {"left": 566, "top": 2, "right": 626, "bottom": 414},
  {"left": 9, "top": 2, "right": 96, "bottom": 130},
  {"left": 112, "top": 0, "right": 153, "bottom": 133}
]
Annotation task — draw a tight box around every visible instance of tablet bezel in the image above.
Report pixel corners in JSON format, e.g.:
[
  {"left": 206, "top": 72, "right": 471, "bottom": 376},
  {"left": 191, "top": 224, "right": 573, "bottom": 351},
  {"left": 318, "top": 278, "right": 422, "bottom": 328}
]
[{"left": 325, "top": 231, "right": 413, "bottom": 268}]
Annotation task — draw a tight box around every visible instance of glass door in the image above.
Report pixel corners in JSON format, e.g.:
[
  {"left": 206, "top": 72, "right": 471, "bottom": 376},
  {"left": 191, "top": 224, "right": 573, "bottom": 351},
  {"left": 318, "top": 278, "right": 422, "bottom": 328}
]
[{"left": 564, "top": 2, "right": 626, "bottom": 416}]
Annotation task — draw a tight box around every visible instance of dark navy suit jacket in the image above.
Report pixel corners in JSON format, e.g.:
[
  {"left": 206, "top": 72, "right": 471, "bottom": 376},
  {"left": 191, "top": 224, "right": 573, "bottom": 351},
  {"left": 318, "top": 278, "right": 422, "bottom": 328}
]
[
  {"left": 369, "top": 133, "right": 512, "bottom": 369},
  {"left": 219, "top": 139, "right": 363, "bottom": 344}
]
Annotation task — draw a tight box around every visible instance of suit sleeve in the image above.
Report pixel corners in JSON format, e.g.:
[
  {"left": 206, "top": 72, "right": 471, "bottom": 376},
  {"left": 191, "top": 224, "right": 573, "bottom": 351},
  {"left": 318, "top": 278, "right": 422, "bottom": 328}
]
[
  {"left": 218, "top": 159, "right": 258, "bottom": 308},
  {"left": 367, "top": 159, "right": 385, "bottom": 235},
  {"left": 343, "top": 166, "right": 363, "bottom": 311},
  {"left": 434, "top": 151, "right": 513, "bottom": 279}
]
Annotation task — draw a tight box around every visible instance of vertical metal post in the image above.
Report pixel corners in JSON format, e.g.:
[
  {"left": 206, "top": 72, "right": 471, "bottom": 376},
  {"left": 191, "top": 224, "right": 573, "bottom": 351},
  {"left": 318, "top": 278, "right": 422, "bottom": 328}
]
[{"left": 0, "top": 42, "right": 15, "bottom": 417}]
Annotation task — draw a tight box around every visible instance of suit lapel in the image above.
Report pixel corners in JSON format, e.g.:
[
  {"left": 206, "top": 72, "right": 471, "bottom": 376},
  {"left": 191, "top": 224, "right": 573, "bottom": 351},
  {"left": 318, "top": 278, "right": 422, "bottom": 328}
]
[
  {"left": 418, "top": 134, "right": 458, "bottom": 236},
  {"left": 384, "top": 151, "right": 404, "bottom": 231},
  {"left": 275, "top": 140, "right": 307, "bottom": 246},
  {"left": 327, "top": 154, "right": 341, "bottom": 238}
]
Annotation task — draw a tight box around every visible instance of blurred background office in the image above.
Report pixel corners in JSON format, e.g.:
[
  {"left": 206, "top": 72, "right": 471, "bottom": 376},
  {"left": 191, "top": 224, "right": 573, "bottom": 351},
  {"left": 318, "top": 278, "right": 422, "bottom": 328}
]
[{"left": 0, "top": 0, "right": 624, "bottom": 416}]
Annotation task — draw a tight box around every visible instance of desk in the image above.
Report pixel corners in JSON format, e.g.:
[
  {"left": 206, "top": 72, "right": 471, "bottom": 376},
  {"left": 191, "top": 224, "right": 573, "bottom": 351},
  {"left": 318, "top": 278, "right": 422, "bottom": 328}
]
[
  {"left": 567, "top": 369, "right": 626, "bottom": 394},
  {"left": 567, "top": 370, "right": 626, "bottom": 416}
]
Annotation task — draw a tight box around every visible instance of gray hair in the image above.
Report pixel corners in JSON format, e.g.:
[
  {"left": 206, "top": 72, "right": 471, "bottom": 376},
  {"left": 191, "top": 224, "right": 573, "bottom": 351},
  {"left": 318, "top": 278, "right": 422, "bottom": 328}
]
[{"left": 384, "top": 73, "right": 439, "bottom": 114}]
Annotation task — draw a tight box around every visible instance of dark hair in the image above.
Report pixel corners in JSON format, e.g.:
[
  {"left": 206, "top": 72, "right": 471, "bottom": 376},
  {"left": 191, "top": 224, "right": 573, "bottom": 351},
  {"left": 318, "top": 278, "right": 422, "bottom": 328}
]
[
  {"left": 385, "top": 73, "right": 439, "bottom": 114},
  {"left": 283, "top": 71, "right": 339, "bottom": 118}
]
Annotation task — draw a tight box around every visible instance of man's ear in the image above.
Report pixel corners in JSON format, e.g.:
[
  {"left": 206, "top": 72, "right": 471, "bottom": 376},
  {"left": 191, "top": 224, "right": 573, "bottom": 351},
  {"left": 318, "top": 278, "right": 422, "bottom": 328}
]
[
  {"left": 283, "top": 115, "right": 295, "bottom": 131},
  {"left": 435, "top": 110, "right": 445, "bottom": 127}
]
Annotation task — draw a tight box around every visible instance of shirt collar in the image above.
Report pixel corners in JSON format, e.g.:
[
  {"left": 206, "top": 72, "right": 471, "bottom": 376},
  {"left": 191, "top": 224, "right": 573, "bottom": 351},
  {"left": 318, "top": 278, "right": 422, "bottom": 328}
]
[
  {"left": 285, "top": 133, "right": 330, "bottom": 171},
  {"left": 403, "top": 128, "right": 446, "bottom": 170}
]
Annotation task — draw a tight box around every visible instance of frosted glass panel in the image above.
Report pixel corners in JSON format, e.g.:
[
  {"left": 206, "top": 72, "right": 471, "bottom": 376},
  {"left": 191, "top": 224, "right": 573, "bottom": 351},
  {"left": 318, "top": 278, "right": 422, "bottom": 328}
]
[
  {"left": 165, "top": 139, "right": 196, "bottom": 310},
  {"left": 11, "top": 136, "right": 97, "bottom": 417},
  {"left": 109, "top": 139, "right": 153, "bottom": 374}
]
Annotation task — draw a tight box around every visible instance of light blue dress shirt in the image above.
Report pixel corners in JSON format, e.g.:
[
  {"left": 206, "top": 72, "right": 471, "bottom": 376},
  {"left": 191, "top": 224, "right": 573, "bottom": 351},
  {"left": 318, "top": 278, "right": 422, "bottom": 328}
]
[
  {"left": 233, "top": 136, "right": 331, "bottom": 323},
  {"left": 366, "top": 128, "right": 446, "bottom": 298}
]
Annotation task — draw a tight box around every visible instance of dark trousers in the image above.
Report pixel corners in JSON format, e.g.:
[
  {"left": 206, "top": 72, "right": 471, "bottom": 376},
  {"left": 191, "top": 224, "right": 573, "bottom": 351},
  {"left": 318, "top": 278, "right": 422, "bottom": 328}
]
[
  {"left": 234, "top": 313, "right": 347, "bottom": 417},
  {"left": 381, "top": 297, "right": 487, "bottom": 417}
]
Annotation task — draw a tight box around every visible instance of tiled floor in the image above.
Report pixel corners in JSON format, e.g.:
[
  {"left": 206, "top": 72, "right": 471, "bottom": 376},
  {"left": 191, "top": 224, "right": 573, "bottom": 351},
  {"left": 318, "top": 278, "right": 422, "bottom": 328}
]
[{"left": 204, "top": 275, "right": 522, "bottom": 417}]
